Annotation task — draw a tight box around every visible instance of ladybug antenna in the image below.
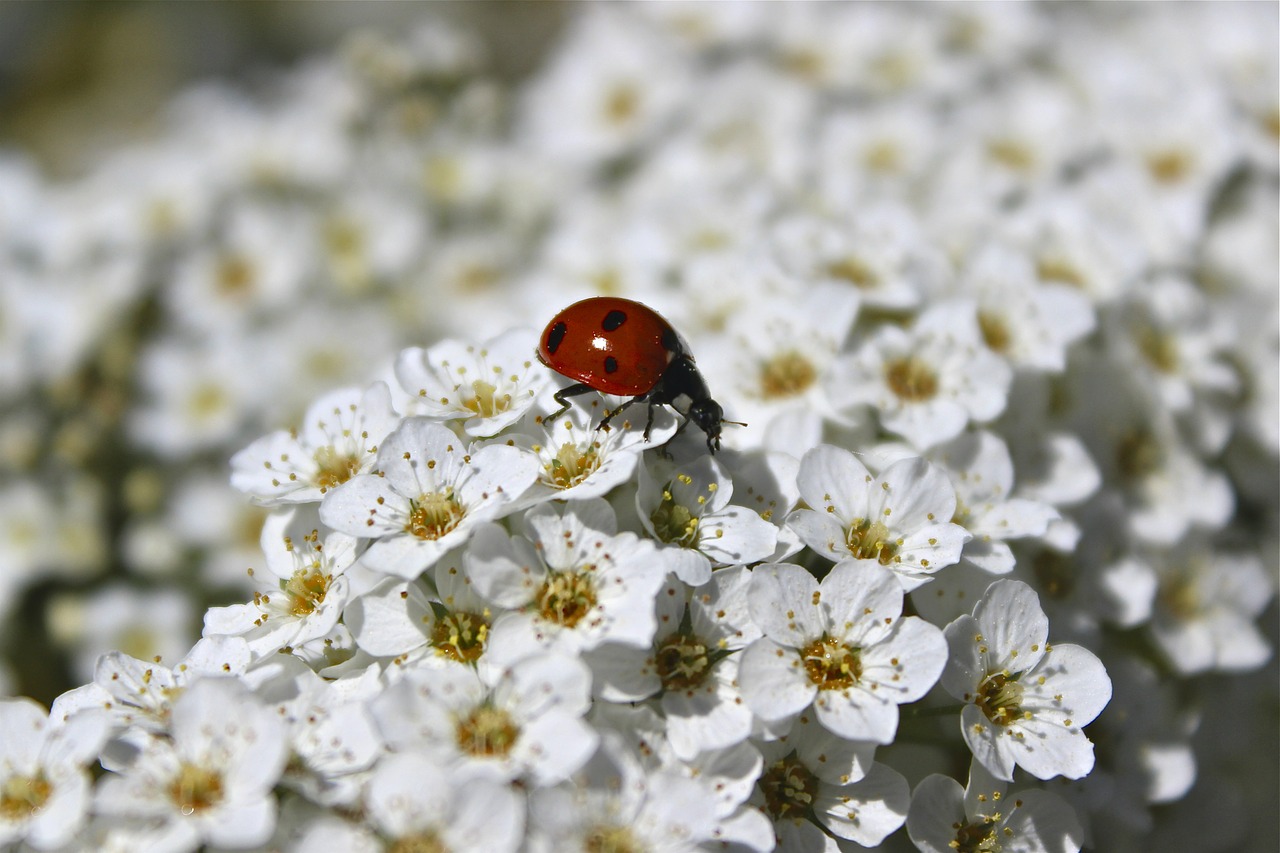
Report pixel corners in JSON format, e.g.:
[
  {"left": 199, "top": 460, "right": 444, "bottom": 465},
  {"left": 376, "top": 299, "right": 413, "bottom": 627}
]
[{"left": 722, "top": 418, "right": 748, "bottom": 428}]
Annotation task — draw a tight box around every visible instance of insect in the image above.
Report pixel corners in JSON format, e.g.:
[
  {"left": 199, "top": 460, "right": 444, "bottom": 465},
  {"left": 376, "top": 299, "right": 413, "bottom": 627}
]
[{"left": 536, "top": 296, "right": 734, "bottom": 453}]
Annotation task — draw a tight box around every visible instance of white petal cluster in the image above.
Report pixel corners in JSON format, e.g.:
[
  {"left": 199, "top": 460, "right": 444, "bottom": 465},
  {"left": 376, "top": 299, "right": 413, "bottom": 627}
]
[{"left": 0, "top": 4, "right": 1275, "bottom": 852}]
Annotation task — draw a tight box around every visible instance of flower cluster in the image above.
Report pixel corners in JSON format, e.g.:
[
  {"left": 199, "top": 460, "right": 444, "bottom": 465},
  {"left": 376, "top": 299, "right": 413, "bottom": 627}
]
[{"left": 1, "top": 3, "right": 1276, "bottom": 852}]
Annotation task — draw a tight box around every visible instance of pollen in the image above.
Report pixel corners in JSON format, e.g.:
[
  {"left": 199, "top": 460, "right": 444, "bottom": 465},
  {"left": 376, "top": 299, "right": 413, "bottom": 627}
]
[
  {"left": 431, "top": 611, "right": 490, "bottom": 663},
  {"left": 406, "top": 490, "right": 465, "bottom": 540},
  {"left": 463, "top": 379, "right": 512, "bottom": 418},
  {"left": 282, "top": 566, "right": 331, "bottom": 617},
  {"left": 313, "top": 445, "right": 361, "bottom": 490},
  {"left": 758, "top": 756, "right": 820, "bottom": 821},
  {"left": 168, "top": 763, "right": 225, "bottom": 815},
  {"left": 978, "top": 310, "right": 1012, "bottom": 353},
  {"left": 975, "top": 671, "right": 1025, "bottom": 728},
  {"left": 758, "top": 349, "right": 819, "bottom": 399},
  {"left": 0, "top": 772, "right": 53, "bottom": 820},
  {"left": 800, "top": 635, "right": 863, "bottom": 691},
  {"left": 455, "top": 704, "right": 520, "bottom": 758},
  {"left": 884, "top": 355, "right": 939, "bottom": 402},
  {"left": 537, "top": 569, "right": 598, "bottom": 628},
  {"left": 845, "top": 518, "right": 898, "bottom": 565},
  {"left": 546, "top": 441, "right": 602, "bottom": 490},
  {"left": 826, "top": 256, "right": 880, "bottom": 290},
  {"left": 650, "top": 492, "right": 700, "bottom": 549},
  {"left": 655, "top": 632, "right": 711, "bottom": 691}
]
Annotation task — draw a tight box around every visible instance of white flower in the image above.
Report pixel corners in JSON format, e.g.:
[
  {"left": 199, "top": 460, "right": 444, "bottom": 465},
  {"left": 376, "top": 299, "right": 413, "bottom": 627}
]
[
  {"left": 754, "top": 752, "right": 910, "bottom": 850},
  {"left": 95, "top": 678, "right": 287, "bottom": 852},
  {"left": 929, "top": 431, "right": 1060, "bottom": 575},
  {"left": 230, "top": 382, "right": 400, "bottom": 505},
  {"left": 319, "top": 417, "right": 538, "bottom": 578},
  {"left": 257, "top": 660, "right": 383, "bottom": 807},
  {"left": 1147, "top": 543, "right": 1274, "bottom": 675},
  {"left": 588, "top": 568, "right": 761, "bottom": 760},
  {"left": 941, "top": 580, "right": 1113, "bottom": 781},
  {"left": 371, "top": 653, "right": 597, "bottom": 787},
  {"left": 907, "top": 760, "right": 1084, "bottom": 853},
  {"left": 394, "top": 328, "right": 548, "bottom": 437},
  {"left": 636, "top": 455, "right": 777, "bottom": 586},
  {"left": 0, "top": 698, "right": 108, "bottom": 850},
  {"left": 465, "top": 499, "right": 668, "bottom": 664},
  {"left": 739, "top": 561, "right": 947, "bottom": 742},
  {"left": 52, "top": 584, "right": 195, "bottom": 685},
  {"left": 51, "top": 637, "right": 252, "bottom": 734},
  {"left": 507, "top": 393, "right": 677, "bottom": 508},
  {"left": 786, "top": 446, "right": 970, "bottom": 590},
  {"left": 203, "top": 508, "right": 358, "bottom": 658},
  {"left": 526, "top": 733, "right": 731, "bottom": 853},
  {"left": 957, "top": 243, "right": 1096, "bottom": 373},
  {"left": 518, "top": 6, "right": 690, "bottom": 165},
  {"left": 830, "top": 301, "right": 1013, "bottom": 450},
  {"left": 366, "top": 753, "right": 524, "bottom": 853},
  {"left": 703, "top": 280, "right": 860, "bottom": 449}
]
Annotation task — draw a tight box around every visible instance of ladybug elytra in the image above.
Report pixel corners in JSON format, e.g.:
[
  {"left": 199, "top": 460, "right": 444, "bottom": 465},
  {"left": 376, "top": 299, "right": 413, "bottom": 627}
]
[{"left": 536, "top": 296, "right": 730, "bottom": 453}]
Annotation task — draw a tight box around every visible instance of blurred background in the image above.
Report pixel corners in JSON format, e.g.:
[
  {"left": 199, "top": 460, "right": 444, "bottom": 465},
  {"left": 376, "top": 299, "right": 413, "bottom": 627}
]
[{"left": 0, "top": 2, "right": 570, "bottom": 705}]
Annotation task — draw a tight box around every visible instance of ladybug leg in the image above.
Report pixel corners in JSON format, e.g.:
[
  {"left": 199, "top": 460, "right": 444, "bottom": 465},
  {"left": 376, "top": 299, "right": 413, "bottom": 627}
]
[
  {"left": 598, "top": 394, "right": 645, "bottom": 432},
  {"left": 544, "top": 383, "right": 596, "bottom": 424}
]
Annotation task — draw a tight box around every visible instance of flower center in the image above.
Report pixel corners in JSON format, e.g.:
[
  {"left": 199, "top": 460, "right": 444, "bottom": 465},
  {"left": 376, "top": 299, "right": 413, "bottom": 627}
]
[
  {"left": 758, "top": 349, "right": 819, "bottom": 400},
  {"left": 0, "top": 772, "right": 52, "bottom": 820},
  {"left": 1135, "top": 325, "right": 1179, "bottom": 374},
  {"left": 884, "top": 356, "right": 938, "bottom": 402},
  {"left": 537, "top": 569, "right": 598, "bottom": 628},
  {"left": 455, "top": 704, "right": 519, "bottom": 758},
  {"left": 187, "top": 383, "right": 230, "bottom": 420},
  {"left": 975, "top": 671, "right": 1025, "bottom": 727},
  {"left": 758, "top": 756, "right": 820, "bottom": 821},
  {"left": 407, "top": 491, "right": 464, "bottom": 540},
  {"left": 584, "top": 825, "right": 643, "bottom": 853},
  {"left": 845, "top": 518, "right": 898, "bottom": 565},
  {"left": 986, "top": 137, "right": 1036, "bottom": 172},
  {"left": 1145, "top": 148, "right": 1193, "bottom": 185},
  {"left": 826, "top": 256, "right": 879, "bottom": 289},
  {"left": 431, "top": 611, "right": 490, "bottom": 663},
  {"left": 650, "top": 490, "right": 700, "bottom": 548},
  {"left": 864, "top": 140, "right": 903, "bottom": 174},
  {"left": 546, "top": 441, "right": 601, "bottom": 490},
  {"left": 655, "top": 633, "right": 710, "bottom": 691},
  {"left": 1036, "top": 255, "right": 1086, "bottom": 289},
  {"left": 1159, "top": 569, "right": 1201, "bottom": 621},
  {"left": 978, "top": 310, "right": 1011, "bottom": 353},
  {"left": 463, "top": 379, "right": 511, "bottom": 418},
  {"left": 168, "top": 763, "right": 225, "bottom": 816},
  {"left": 801, "top": 635, "right": 862, "bottom": 691},
  {"left": 389, "top": 833, "right": 450, "bottom": 853},
  {"left": 215, "top": 253, "right": 255, "bottom": 297},
  {"left": 283, "top": 566, "right": 330, "bottom": 617},
  {"left": 603, "top": 83, "right": 640, "bottom": 126},
  {"left": 952, "top": 819, "right": 1001, "bottom": 853},
  {"left": 1115, "top": 428, "right": 1162, "bottom": 481},
  {"left": 313, "top": 445, "right": 361, "bottom": 491}
]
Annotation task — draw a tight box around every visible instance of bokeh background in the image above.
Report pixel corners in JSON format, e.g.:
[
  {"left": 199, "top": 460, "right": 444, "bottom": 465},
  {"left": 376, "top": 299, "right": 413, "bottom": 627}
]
[{"left": 0, "top": 4, "right": 1276, "bottom": 850}]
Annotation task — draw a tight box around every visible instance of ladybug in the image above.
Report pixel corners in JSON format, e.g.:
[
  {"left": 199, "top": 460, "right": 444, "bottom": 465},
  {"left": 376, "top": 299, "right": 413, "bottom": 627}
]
[{"left": 537, "top": 296, "right": 730, "bottom": 453}]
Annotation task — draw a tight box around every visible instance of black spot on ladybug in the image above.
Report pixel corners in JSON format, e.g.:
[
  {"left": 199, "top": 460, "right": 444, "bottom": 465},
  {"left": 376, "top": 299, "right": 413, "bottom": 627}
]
[
  {"left": 546, "top": 321, "right": 568, "bottom": 354},
  {"left": 661, "top": 327, "right": 680, "bottom": 353},
  {"left": 602, "top": 310, "right": 628, "bottom": 332},
  {"left": 604, "top": 356, "right": 619, "bottom": 374}
]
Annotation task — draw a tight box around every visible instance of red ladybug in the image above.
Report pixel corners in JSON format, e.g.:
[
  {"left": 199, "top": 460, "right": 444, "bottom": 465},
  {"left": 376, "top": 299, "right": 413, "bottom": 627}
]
[{"left": 537, "top": 296, "right": 728, "bottom": 452}]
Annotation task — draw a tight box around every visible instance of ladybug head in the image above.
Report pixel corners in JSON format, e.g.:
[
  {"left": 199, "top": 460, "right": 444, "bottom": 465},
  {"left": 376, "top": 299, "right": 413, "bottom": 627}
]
[{"left": 687, "top": 398, "right": 725, "bottom": 453}]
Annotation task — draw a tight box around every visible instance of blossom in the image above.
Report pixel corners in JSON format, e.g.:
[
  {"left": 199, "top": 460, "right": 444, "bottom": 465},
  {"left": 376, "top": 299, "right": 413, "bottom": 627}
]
[
  {"left": 941, "top": 580, "right": 1113, "bottom": 781},
  {"left": 0, "top": 698, "right": 108, "bottom": 850},
  {"left": 394, "top": 328, "right": 549, "bottom": 437},
  {"left": 319, "top": 417, "right": 538, "bottom": 578},
  {"left": 829, "top": 301, "right": 1013, "bottom": 450},
  {"left": 230, "top": 382, "right": 399, "bottom": 505},
  {"left": 94, "top": 678, "right": 288, "bottom": 852},
  {"left": 907, "top": 760, "right": 1084, "bottom": 853},
  {"left": 786, "top": 445, "right": 970, "bottom": 589},
  {"left": 636, "top": 454, "right": 778, "bottom": 586},
  {"left": 739, "top": 560, "right": 948, "bottom": 742}
]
